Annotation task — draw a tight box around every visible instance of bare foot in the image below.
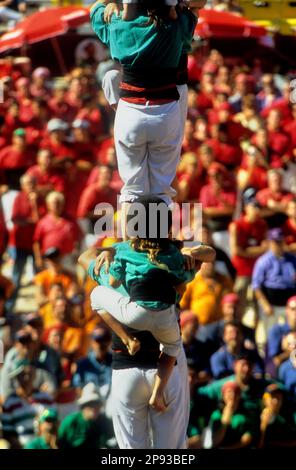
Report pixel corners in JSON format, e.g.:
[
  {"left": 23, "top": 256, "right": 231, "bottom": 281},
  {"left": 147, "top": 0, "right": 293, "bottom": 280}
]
[
  {"left": 124, "top": 337, "right": 141, "bottom": 356},
  {"left": 149, "top": 393, "right": 167, "bottom": 412}
]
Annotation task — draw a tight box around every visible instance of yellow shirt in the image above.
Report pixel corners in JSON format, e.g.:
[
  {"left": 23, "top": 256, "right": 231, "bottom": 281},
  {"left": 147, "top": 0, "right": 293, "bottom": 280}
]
[{"left": 180, "top": 271, "right": 233, "bottom": 325}]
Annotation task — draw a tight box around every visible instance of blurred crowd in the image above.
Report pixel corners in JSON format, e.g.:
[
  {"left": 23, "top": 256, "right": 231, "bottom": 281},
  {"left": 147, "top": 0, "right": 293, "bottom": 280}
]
[{"left": 0, "top": 40, "right": 296, "bottom": 449}]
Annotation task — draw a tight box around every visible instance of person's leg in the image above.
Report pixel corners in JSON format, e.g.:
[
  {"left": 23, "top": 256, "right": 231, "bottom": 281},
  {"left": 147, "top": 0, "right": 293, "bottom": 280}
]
[
  {"left": 111, "top": 368, "right": 152, "bottom": 449},
  {"left": 90, "top": 285, "right": 141, "bottom": 355},
  {"left": 148, "top": 306, "right": 182, "bottom": 412},
  {"left": 234, "top": 275, "right": 251, "bottom": 316},
  {"left": 177, "top": 84, "right": 189, "bottom": 137},
  {"left": 11, "top": 248, "right": 28, "bottom": 290},
  {"left": 148, "top": 366, "right": 188, "bottom": 449},
  {"left": 114, "top": 100, "right": 150, "bottom": 203},
  {"left": 0, "top": 7, "right": 22, "bottom": 23},
  {"left": 147, "top": 101, "right": 182, "bottom": 206}
]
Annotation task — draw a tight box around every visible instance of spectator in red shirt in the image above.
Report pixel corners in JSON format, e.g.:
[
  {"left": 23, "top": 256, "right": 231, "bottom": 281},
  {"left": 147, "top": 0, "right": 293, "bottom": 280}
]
[
  {"left": 48, "top": 83, "right": 76, "bottom": 122},
  {"left": 182, "top": 119, "right": 201, "bottom": 155},
  {"left": 30, "top": 67, "right": 51, "bottom": 100},
  {"left": 26, "top": 149, "right": 65, "bottom": 197},
  {"left": 196, "top": 71, "right": 215, "bottom": 113},
  {"left": 77, "top": 165, "right": 117, "bottom": 230},
  {"left": 282, "top": 199, "right": 296, "bottom": 254},
  {"left": 229, "top": 73, "right": 251, "bottom": 113},
  {"left": 71, "top": 119, "right": 96, "bottom": 171},
  {"left": 4, "top": 101, "right": 23, "bottom": 139},
  {"left": 33, "top": 191, "right": 82, "bottom": 271},
  {"left": 40, "top": 119, "right": 74, "bottom": 168},
  {"left": 256, "top": 169, "right": 294, "bottom": 228},
  {"left": 75, "top": 95, "right": 104, "bottom": 139},
  {"left": 206, "top": 123, "right": 242, "bottom": 170},
  {"left": 0, "top": 129, "right": 34, "bottom": 188},
  {"left": 176, "top": 152, "right": 200, "bottom": 203},
  {"left": 0, "top": 205, "right": 8, "bottom": 259},
  {"left": 229, "top": 198, "right": 268, "bottom": 312},
  {"left": 237, "top": 145, "right": 268, "bottom": 192},
  {"left": 284, "top": 103, "right": 296, "bottom": 149},
  {"left": 8, "top": 174, "right": 46, "bottom": 291},
  {"left": 265, "top": 109, "right": 291, "bottom": 168},
  {"left": 251, "top": 126, "right": 271, "bottom": 163},
  {"left": 15, "top": 77, "right": 34, "bottom": 124},
  {"left": 200, "top": 163, "right": 236, "bottom": 254}
]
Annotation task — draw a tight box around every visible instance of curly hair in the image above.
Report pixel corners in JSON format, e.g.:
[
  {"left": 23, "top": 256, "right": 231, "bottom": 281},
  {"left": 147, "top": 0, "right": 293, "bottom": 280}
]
[{"left": 130, "top": 237, "right": 170, "bottom": 270}]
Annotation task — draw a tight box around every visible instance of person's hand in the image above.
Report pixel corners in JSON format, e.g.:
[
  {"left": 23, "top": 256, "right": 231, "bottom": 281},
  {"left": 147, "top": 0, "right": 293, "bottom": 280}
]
[
  {"left": 94, "top": 250, "right": 114, "bottom": 275},
  {"left": 266, "top": 198, "right": 277, "bottom": 210},
  {"left": 28, "top": 192, "right": 38, "bottom": 204},
  {"left": 104, "top": 3, "right": 120, "bottom": 23},
  {"left": 183, "top": 254, "right": 202, "bottom": 272},
  {"left": 35, "top": 256, "right": 44, "bottom": 271},
  {"left": 261, "top": 300, "right": 273, "bottom": 316},
  {"left": 222, "top": 401, "right": 235, "bottom": 425},
  {"left": 281, "top": 335, "right": 289, "bottom": 352}
]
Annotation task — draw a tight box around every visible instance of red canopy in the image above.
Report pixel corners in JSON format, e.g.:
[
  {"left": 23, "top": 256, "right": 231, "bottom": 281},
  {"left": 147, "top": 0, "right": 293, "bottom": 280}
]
[
  {"left": 196, "top": 9, "right": 267, "bottom": 39},
  {"left": 0, "top": 6, "right": 89, "bottom": 54}
]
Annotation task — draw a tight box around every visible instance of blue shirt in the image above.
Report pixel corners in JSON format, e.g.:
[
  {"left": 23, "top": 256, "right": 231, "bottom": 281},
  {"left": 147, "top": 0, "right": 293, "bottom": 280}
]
[
  {"left": 210, "top": 346, "right": 264, "bottom": 379},
  {"left": 252, "top": 251, "right": 296, "bottom": 290},
  {"left": 278, "top": 358, "right": 296, "bottom": 396},
  {"left": 267, "top": 322, "right": 292, "bottom": 358},
  {"left": 72, "top": 351, "right": 112, "bottom": 401}
]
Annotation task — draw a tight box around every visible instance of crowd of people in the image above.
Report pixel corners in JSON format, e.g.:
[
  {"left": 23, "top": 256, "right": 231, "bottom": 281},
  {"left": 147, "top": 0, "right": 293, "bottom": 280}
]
[{"left": 0, "top": 0, "right": 296, "bottom": 449}]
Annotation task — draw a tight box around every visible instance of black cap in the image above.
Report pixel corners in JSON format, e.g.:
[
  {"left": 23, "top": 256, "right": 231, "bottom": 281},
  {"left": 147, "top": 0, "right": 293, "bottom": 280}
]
[{"left": 42, "top": 247, "right": 60, "bottom": 260}]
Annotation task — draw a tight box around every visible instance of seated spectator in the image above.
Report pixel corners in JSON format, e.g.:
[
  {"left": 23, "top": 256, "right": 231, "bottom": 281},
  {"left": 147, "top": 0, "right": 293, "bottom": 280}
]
[
  {"left": 48, "top": 83, "right": 76, "bottom": 122},
  {"left": 26, "top": 149, "right": 65, "bottom": 197},
  {"left": 8, "top": 174, "right": 46, "bottom": 293},
  {"left": 278, "top": 332, "right": 296, "bottom": 397},
  {"left": 71, "top": 119, "right": 96, "bottom": 171},
  {"left": 233, "top": 94, "right": 262, "bottom": 133},
  {"left": 77, "top": 165, "right": 117, "bottom": 222},
  {"left": 30, "top": 68, "right": 51, "bottom": 101},
  {"left": 33, "top": 248, "right": 75, "bottom": 307},
  {"left": 197, "top": 353, "right": 273, "bottom": 435},
  {"left": 210, "top": 321, "right": 264, "bottom": 379},
  {"left": 176, "top": 152, "right": 200, "bottom": 203},
  {"left": 252, "top": 229, "right": 296, "bottom": 336},
  {"left": 72, "top": 327, "right": 112, "bottom": 407},
  {"left": 282, "top": 199, "right": 296, "bottom": 254},
  {"left": 58, "top": 383, "right": 112, "bottom": 448},
  {"left": 33, "top": 191, "right": 82, "bottom": 272},
  {"left": 256, "top": 75, "right": 281, "bottom": 114},
  {"left": 237, "top": 145, "right": 268, "bottom": 192},
  {"left": 228, "top": 73, "right": 250, "bottom": 113},
  {"left": 229, "top": 198, "right": 267, "bottom": 312},
  {"left": 40, "top": 119, "right": 74, "bottom": 168},
  {"left": 264, "top": 109, "right": 290, "bottom": 169},
  {"left": 259, "top": 384, "right": 296, "bottom": 447},
  {"left": 206, "top": 123, "right": 242, "bottom": 170},
  {"left": 25, "top": 409, "right": 59, "bottom": 449},
  {"left": 2, "top": 361, "right": 55, "bottom": 448},
  {"left": 180, "top": 261, "right": 232, "bottom": 325},
  {"left": 180, "top": 311, "right": 211, "bottom": 385},
  {"left": 198, "top": 293, "right": 256, "bottom": 353},
  {"left": 0, "top": 129, "right": 34, "bottom": 186},
  {"left": 181, "top": 119, "right": 201, "bottom": 155},
  {"left": 267, "top": 297, "right": 296, "bottom": 370},
  {"left": 199, "top": 163, "right": 236, "bottom": 254},
  {"left": 256, "top": 169, "right": 293, "bottom": 228},
  {"left": 209, "top": 381, "right": 253, "bottom": 449}
]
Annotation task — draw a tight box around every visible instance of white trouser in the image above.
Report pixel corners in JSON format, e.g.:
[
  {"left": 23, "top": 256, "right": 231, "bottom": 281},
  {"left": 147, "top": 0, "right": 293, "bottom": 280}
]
[
  {"left": 91, "top": 285, "right": 181, "bottom": 357},
  {"left": 111, "top": 366, "right": 187, "bottom": 449},
  {"left": 176, "top": 345, "right": 190, "bottom": 438},
  {"left": 114, "top": 99, "right": 182, "bottom": 206},
  {"left": 0, "top": 7, "right": 22, "bottom": 22}
]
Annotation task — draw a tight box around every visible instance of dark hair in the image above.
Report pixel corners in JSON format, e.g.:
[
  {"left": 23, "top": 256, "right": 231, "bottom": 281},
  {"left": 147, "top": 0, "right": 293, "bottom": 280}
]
[
  {"left": 223, "top": 320, "right": 242, "bottom": 334},
  {"left": 127, "top": 196, "right": 173, "bottom": 269},
  {"left": 140, "top": 0, "right": 172, "bottom": 26}
]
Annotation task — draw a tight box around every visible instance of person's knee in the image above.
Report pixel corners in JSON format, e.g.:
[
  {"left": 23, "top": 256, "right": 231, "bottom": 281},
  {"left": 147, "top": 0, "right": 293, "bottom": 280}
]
[{"left": 90, "top": 286, "right": 104, "bottom": 310}]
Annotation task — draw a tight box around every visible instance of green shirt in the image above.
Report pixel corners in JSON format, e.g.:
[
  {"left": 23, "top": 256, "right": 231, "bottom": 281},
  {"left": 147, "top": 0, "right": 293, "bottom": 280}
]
[
  {"left": 210, "top": 409, "right": 253, "bottom": 447},
  {"left": 58, "top": 411, "right": 108, "bottom": 449},
  {"left": 90, "top": 4, "right": 196, "bottom": 69},
  {"left": 25, "top": 436, "right": 51, "bottom": 449},
  {"left": 108, "top": 241, "right": 193, "bottom": 309}
]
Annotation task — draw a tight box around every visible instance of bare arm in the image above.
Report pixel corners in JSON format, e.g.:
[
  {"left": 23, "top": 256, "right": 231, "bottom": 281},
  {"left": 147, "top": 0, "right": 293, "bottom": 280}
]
[{"left": 77, "top": 246, "right": 115, "bottom": 272}]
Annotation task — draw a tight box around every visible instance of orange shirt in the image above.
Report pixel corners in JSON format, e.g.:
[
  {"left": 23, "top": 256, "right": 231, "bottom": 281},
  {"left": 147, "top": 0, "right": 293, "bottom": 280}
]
[{"left": 34, "top": 269, "right": 74, "bottom": 295}]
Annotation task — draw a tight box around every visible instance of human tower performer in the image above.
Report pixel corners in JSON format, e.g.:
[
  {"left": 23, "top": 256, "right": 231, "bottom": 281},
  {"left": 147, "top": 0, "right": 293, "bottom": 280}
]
[{"left": 84, "top": 0, "right": 211, "bottom": 448}]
